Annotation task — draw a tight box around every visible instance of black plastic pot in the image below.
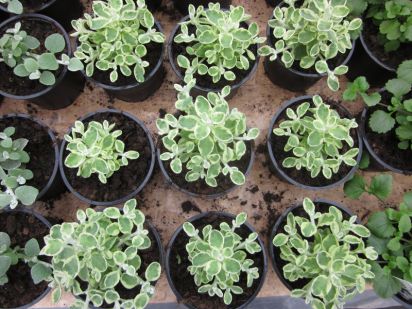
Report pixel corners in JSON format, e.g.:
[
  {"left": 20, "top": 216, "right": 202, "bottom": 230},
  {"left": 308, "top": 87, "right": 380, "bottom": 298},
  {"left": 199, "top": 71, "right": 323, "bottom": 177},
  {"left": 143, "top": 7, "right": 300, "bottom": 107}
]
[
  {"left": 165, "top": 211, "right": 267, "bottom": 309},
  {"left": 267, "top": 95, "right": 363, "bottom": 190},
  {"left": 59, "top": 109, "right": 156, "bottom": 207},
  {"left": 0, "top": 14, "right": 85, "bottom": 110},
  {"left": 393, "top": 295, "right": 412, "bottom": 309},
  {"left": 168, "top": 14, "right": 260, "bottom": 100},
  {"left": 172, "top": 0, "right": 231, "bottom": 15}
]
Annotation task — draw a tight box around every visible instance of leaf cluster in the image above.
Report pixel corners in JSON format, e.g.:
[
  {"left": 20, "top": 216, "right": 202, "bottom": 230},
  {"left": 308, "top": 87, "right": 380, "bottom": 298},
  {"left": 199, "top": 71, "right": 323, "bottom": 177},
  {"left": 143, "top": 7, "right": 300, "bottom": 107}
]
[
  {"left": 344, "top": 173, "right": 393, "bottom": 201},
  {"left": 0, "top": 0, "right": 23, "bottom": 14}
]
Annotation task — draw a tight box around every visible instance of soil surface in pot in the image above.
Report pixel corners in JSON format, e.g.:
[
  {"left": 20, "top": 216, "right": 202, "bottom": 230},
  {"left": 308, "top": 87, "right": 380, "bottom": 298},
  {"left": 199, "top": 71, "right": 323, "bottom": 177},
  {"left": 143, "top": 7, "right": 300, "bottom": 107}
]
[
  {"left": 270, "top": 99, "right": 358, "bottom": 187},
  {"left": 0, "top": 0, "right": 50, "bottom": 12},
  {"left": 0, "top": 211, "right": 49, "bottom": 308},
  {"left": 0, "top": 117, "right": 55, "bottom": 193},
  {"left": 63, "top": 112, "right": 152, "bottom": 203},
  {"left": 0, "top": 17, "right": 67, "bottom": 96},
  {"left": 169, "top": 213, "right": 265, "bottom": 309}
]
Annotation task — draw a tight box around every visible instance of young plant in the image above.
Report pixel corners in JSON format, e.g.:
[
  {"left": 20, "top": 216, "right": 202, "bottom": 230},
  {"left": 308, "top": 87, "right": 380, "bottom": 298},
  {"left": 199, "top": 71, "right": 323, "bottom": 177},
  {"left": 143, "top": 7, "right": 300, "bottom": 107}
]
[
  {"left": 183, "top": 213, "right": 261, "bottom": 305},
  {"left": 156, "top": 77, "right": 260, "bottom": 187},
  {"left": 64, "top": 120, "right": 140, "bottom": 184},
  {"left": 259, "top": 0, "right": 362, "bottom": 91},
  {"left": 273, "top": 95, "right": 359, "bottom": 179},
  {"left": 0, "top": 127, "right": 38, "bottom": 209},
  {"left": 174, "top": 3, "right": 265, "bottom": 84},
  {"left": 273, "top": 198, "right": 378, "bottom": 309},
  {"left": 344, "top": 173, "right": 393, "bottom": 201},
  {"left": 41, "top": 199, "right": 162, "bottom": 309},
  {"left": 71, "top": 0, "right": 165, "bottom": 83},
  {"left": 0, "top": 22, "right": 83, "bottom": 86},
  {"left": 0, "top": 0, "right": 22, "bottom": 14}
]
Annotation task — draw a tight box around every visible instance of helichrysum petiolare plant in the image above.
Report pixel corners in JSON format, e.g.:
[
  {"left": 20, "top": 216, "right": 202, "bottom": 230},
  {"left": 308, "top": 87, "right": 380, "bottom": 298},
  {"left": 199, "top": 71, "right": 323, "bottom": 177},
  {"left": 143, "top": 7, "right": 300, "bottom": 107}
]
[
  {"left": 0, "top": 22, "right": 83, "bottom": 86},
  {"left": 273, "top": 95, "right": 359, "bottom": 179},
  {"left": 64, "top": 120, "right": 140, "bottom": 184},
  {"left": 259, "top": 0, "right": 362, "bottom": 91},
  {"left": 183, "top": 213, "right": 261, "bottom": 305},
  {"left": 71, "top": 0, "right": 165, "bottom": 83},
  {"left": 41, "top": 199, "right": 162, "bottom": 309},
  {"left": 0, "top": 127, "right": 38, "bottom": 209},
  {"left": 174, "top": 3, "right": 265, "bottom": 84},
  {"left": 0, "top": 0, "right": 22, "bottom": 14},
  {"left": 273, "top": 198, "right": 378, "bottom": 309},
  {"left": 156, "top": 77, "right": 259, "bottom": 187}
]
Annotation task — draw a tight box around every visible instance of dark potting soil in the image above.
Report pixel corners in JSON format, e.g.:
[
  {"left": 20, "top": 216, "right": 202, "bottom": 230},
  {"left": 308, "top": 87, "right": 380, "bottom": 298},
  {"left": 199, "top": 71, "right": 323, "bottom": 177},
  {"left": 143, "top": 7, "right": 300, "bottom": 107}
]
[
  {"left": 0, "top": 212, "right": 49, "bottom": 308},
  {"left": 270, "top": 99, "right": 357, "bottom": 187},
  {"left": 0, "top": 0, "right": 50, "bottom": 12},
  {"left": 169, "top": 214, "right": 265, "bottom": 309},
  {"left": 0, "top": 17, "right": 67, "bottom": 96},
  {"left": 0, "top": 117, "right": 55, "bottom": 193},
  {"left": 63, "top": 112, "right": 152, "bottom": 203}
]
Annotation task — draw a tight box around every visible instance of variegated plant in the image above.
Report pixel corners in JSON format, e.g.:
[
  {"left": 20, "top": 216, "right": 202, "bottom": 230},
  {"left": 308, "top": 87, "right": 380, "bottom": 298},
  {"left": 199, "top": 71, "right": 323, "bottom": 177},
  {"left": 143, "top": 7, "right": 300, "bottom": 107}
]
[{"left": 0, "top": 0, "right": 22, "bottom": 14}]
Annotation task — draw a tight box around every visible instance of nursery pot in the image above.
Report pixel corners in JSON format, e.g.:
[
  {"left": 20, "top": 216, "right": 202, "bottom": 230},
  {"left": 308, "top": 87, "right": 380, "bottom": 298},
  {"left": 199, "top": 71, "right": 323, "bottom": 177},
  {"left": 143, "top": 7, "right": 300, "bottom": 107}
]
[
  {"left": 267, "top": 95, "right": 363, "bottom": 190},
  {"left": 0, "top": 14, "right": 85, "bottom": 110},
  {"left": 165, "top": 211, "right": 267, "bottom": 309},
  {"left": 172, "top": 0, "right": 232, "bottom": 15},
  {"left": 0, "top": 113, "right": 65, "bottom": 202},
  {"left": 168, "top": 13, "right": 260, "bottom": 100},
  {"left": 0, "top": 208, "right": 51, "bottom": 309},
  {"left": 79, "top": 21, "right": 165, "bottom": 103},
  {"left": 59, "top": 109, "right": 155, "bottom": 207}
]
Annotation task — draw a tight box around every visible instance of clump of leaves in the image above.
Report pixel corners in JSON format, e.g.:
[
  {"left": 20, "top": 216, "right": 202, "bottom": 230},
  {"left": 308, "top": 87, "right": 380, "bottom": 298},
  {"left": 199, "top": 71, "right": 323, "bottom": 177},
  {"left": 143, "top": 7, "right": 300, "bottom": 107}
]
[
  {"left": 72, "top": 0, "right": 165, "bottom": 83},
  {"left": 273, "top": 198, "right": 378, "bottom": 309},
  {"left": 0, "top": 0, "right": 23, "bottom": 14},
  {"left": 367, "top": 192, "right": 412, "bottom": 298},
  {"left": 156, "top": 77, "right": 259, "bottom": 187},
  {"left": 0, "top": 22, "right": 83, "bottom": 86},
  {"left": 273, "top": 95, "right": 359, "bottom": 179},
  {"left": 41, "top": 199, "right": 162, "bottom": 309},
  {"left": 344, "top": 173, "right": 393, "bottom": 201},
  {"left": 259, "top": 0, "right": 362, "bottom": 91},
  {"left": 174, "top": 3, "right": 265, "bottom": 84},
  {"left": 64, "top": 120, "right": 140, "bottom": 184},
  {"left": 183, "top": 213, "right": 261, "bottom": 305},
  {"left": 0, "top": 127, "right": 38, "bottom": 209}
]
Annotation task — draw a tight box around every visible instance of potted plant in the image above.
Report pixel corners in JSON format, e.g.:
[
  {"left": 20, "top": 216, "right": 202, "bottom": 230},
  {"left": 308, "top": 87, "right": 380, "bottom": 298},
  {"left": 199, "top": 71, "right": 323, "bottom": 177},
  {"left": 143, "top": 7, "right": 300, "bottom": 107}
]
[
  {"left": 0, "top": 15, "right": 85, "bottom": 110},
  {"left": 166, "top": 211, "right": 267, "bottom": 308},
  {"left": 271, "top": 198, "right": 378, "bottom": 309},
  {"left": 59, "top": 109, "right": 155, "bottom": 206},
  {"left": 267, "top": 95, "right": 362, "bottom": 190},
  {"left": 168, "top": 3, "right": 264, "bottom": 99},
  {"left": 71, "top": 0, "right": 166, "bottom": 102},
  {"left": 173, "top": 0, "right": 231, "bottom": 15},
  {"left": 156, "top": 78, "right": 259, "bottom": 198},
  {"left": 259, "top": 0, "right": 362, "bottom": 92}
]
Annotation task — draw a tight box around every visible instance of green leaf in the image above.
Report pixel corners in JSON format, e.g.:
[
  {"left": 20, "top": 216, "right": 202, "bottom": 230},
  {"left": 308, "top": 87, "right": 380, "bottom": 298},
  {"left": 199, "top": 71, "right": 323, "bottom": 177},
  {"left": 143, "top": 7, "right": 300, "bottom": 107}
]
[
  {"left": 45, "top": 33, "right": 66, "bottom": 53},
  {"left": 0, "top": 256, "right": 11, "bottom": 277},
  {"left": 397, "top": 60, "right": 412, "bottom": 83},
  {"left": 104, "top": 271, "right": 120, "bottom": 289},
  {"left": 145, "top": 262, "right": 161, "bottom": 281},
  {"left": 399, "top": 214, "right": 412, "bottom": 234},
  {"left": 15, "top": 186, "right": 38, "bottom": 206},
  {"left": 386, "top": 78, "right": 411, "bottom": 98},
  {"left": 344, "top": 174, "right": 366, "bottom": 199},
  {"left": 273, "top": 233, "right": 288, "bottom": 246},
  {"left": 369, "top": 174, "right": 393, "bottom": 200},
  {"left": 24, "top": 238, "right": 40, "bottom": 257},
  {"left": 369, "top": 110, "right": 395, "bottom": 134},
  {"left": 31, "top": 263, "right": 52, "bottom": 284},
  {"left": 367, "top": 212, "right": 395, "bottom": 238},
  {"left": 371, "top": 262, "right": 402, "bottom": 298}
]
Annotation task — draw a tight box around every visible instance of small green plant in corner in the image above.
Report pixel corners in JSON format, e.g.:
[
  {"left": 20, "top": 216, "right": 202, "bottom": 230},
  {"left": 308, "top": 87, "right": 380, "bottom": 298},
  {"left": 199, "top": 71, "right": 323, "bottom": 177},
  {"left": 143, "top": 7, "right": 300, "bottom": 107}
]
[
  {"left": 0, "top": 0, "right": 22, "bottom": 14},
  {"left": 0, "top": 22, "right": 83, "bottom": 86},
  {"left": 71, "top": 0, "right": 165, "bottom": 83},
  {"left": 64, "top": 120, "right": 140, "bottom": 184},
  {"left": 273, "top": 198, "right": 378, "bottom": 309},
  {"left": 0, "top": 127, "right": 38, "bottom": 209},
  {"left": 273, "top": 95, "right": 359, "bottom": 179},
  {"left": 259, "top": 0, "right": 362, "bottom": 91},
  {"left": 183, "top": 212, "right": 261, "bottom": 305}
]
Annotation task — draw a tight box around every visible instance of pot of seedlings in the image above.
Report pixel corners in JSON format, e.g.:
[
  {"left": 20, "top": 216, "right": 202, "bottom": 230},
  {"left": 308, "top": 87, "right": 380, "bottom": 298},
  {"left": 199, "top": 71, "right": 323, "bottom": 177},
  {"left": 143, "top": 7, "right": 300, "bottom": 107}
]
[
  {"left": 168, "top": 3, "right": 264, "bottom": 99},
  {"left": 259, "top": 0, "right": 361, "bottom": 92},
  {"left": 347, "top": 0, "right": 412, "bottom": 87},
  {"left": 172, "top": 0, "right": 231, "bottom": 15},
  {"left": 270, "top": 197, "right": 378, "bottom": 309},
  {"left": 0, "top": 114, "right": 64, "bottom": 210},
  {"left": 0, "top": 208, "right": 52, "bottom": 309},
  {"left": 59, "top": 109, "right": 155, "bottom": 207},
  {"left": 39, "top": 199, "right": 163, "bottom": 309},
  {"left": 166, "top": 211, "right": 267, "bottom": 309},
  {"left": 156, "top": 79, "right": 259, "bottom": 199},
  {"left": 367, "top": 192, "right": 412, "bottom": 308},
  {"left": 267, "top": 95, "right": 362, "bottom": 190},
  {"left": 71, "top": 0, "right": 166, "bottom": 103},
  {"left": 0, "top": 14, "right": 85, "bottom": 110}
]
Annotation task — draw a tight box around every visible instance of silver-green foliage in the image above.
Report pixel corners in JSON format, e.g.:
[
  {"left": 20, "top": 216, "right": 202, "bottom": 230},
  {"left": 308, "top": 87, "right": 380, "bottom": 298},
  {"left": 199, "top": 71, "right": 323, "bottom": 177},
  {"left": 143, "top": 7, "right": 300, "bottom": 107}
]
[
  {"left": 0, "top": 22, "right": 83, "bottom": 86},
  {"left": 183, "top": 213, "right": 261, "bottom": 305},
  {"left": 273, "top": 198, "right": 378, "bottom": 309},
  {"left": 174, "top": 3, "right": 265, "bottom": 83},
  {"left": 41, "top": 199, "right": 161, "bottom": 309},
  {"left": 0, "top": 127, "right": 38, "bottom": 209},
  {"left": 259, "top": 0, "right": 362, "bottom": 91},
  {"left": 64, "top": 120, "right": 140, "bottom": 184},
  {"left": 0, "top": 0, "right": 22, "bottom": 14},
  {"left": 273, "top": 95, "right": 359, "bottom": 179},
  {"left": 72, "top": 0, "right": 165, "bottom": 83}
]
